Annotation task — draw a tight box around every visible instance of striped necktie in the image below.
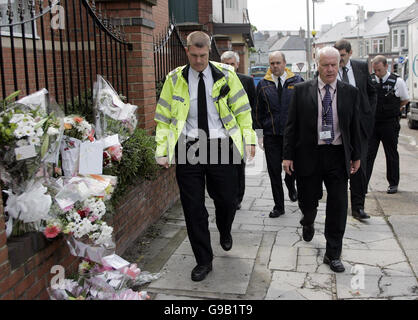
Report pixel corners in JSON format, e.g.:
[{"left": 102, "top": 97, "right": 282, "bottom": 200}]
[{"left": 322, "top": 84, "right": 334, "bottom": 145}]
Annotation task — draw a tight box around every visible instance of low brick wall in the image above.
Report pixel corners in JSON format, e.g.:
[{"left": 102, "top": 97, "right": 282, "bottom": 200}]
[{"left": 0, "top": 167, "right": 179, "bottom": 300}]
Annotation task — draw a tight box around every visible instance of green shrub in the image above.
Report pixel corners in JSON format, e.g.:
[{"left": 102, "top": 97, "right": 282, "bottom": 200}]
[{"left": 103, "top": 128, "right": 159, "bottom": 206}]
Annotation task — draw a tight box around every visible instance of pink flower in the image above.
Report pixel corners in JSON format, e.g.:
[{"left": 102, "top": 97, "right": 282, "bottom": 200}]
[{"left": 44, "top": 225, "right": 61, "bottom": 239}]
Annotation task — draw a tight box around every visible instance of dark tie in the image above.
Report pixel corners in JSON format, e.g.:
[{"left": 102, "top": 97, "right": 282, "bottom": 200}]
[
  {"left": 277, "top": 79, "right": 283, "bottom": 100},
  {"left": 322, "top": 84, "right": 334, "bottom": 145},
  {"left": 342, "top": 67, "right": 349, "bottom": 84},
  {"left": 198, "top": 72, "right": 209, "bottom": 139},
  {"left": 379, "top": 78, "right": 383, "bottom": 84}
]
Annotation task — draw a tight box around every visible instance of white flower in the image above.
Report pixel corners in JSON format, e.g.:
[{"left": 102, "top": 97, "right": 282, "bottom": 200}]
[
  {"left": 10, "top": 113, "right": 25, "bottom": 123},
  {"left": 16, "top": 139, "right": 29, "bottom": 147},
  {"left": 47, "top": 127, "right": 59, "bottom": 136},
  {"left": 21, "top": 125, "right": 35, "bottom": 137},
  {"left": 14, "top": 128, "right": 26, "bottom": 139},
  {"left": 28, "top": 136, "right": 41, "bottom": 146}
]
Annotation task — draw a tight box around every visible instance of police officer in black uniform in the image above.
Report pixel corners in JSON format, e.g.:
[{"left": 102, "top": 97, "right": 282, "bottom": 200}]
[{"left": 367, "top": 55, "right": 409, "bottom": 194}]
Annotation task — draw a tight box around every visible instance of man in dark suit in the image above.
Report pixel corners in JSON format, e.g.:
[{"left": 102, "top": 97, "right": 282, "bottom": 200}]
[
  {"left": 334, "top": 39, "right": 377, "bottom": 221},
  {"left": 221, "top": 51, "right": 257, "bottom": 210},
  {"left": 283, "top": 46, "right": 361, "bottom": 273}
]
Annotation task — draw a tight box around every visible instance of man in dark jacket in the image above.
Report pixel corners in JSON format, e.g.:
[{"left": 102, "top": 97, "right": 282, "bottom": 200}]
[
  {"left": 254, "top": 51, "right": 304, "bottom": 218},
  {"left": 283, "top": 46, "right": 361, "bottom": 273},
  {"left": 334, "top": 39, "right": 377, "bottom": 221},
  {"left": 221, "top": 51, "right": 257, "bottom": 210}
]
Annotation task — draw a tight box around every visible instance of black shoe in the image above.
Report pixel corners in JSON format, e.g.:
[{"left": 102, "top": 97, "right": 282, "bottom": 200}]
[
  {"left": 269, "top": 209, "right": 285, "bottom": 218},
  {"left": 352, "top": 208, "right": 370, "bottom": 221},
  {"left": 288, "top": 189, "right": 298, "bottom": 202},
  {"left": 302, "top": 224, "right": 315, "bottom": 242},
  {"left": 191, "top": 263, "right": 212, "bottom": 282},
  {"left": 236, "top": 203, "right": 242, "bottom": 210},
  {"left": 220, "top": 234, "right": 233, "bottom": 251},
  {"left": 323, "top": 255, "right": 345, "bottom": 273},
  {"left": 387, "top": 185, "right": 398, "bottom": 194}
]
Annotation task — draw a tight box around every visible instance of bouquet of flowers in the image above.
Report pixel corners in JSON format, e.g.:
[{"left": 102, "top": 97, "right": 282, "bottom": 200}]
[
  {"left": 48, "top": 256, "right": 154, "bottom": 300},
  {"left": 60, "top": 115, "right": 95, "bottom": 177},
  {"left": 93, "top": 75, "right": 137, "bottom": 143},
  {"left": 1, "top": 90, "right": 64, "bottom": 237},
  {"left": 0, "top": 91, "right": 63, "bottom": 192}
]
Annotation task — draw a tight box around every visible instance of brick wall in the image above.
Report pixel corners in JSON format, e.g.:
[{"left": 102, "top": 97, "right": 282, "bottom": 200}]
[
  {"left": 153, "top": 0, "right": 169, "bottom": 36},
  {"left": 199, "top": 0, "right": 213, "bottom": 34}
]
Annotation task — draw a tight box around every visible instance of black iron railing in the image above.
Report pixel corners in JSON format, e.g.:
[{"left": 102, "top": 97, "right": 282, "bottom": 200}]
[
  {"left": 0, "top": 0, "right": 131, "bottom": 114},
  {"left": 153, "top": 23, "right": 221, "bottom": 98}
]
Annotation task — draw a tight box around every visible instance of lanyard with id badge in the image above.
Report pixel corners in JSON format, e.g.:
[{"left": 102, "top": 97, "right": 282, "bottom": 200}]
[{"left": 319, "top": 86, "right": 336, "bottom": 142}]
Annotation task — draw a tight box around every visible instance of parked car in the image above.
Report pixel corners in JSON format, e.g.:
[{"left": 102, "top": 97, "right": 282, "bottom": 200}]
[{"left": 250, "top": 65, "right": 268, "bottom": 87}]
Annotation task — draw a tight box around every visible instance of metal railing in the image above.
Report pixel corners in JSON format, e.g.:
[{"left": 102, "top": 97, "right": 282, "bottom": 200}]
[
  {"left": 153, "top": 23, "right": 221, "bottom": 98},
  {"left": 0, "top": 0, "right": 131, "bottom": 114}
]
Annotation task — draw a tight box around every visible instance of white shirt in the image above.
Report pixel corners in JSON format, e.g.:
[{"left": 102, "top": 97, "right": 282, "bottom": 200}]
[
  {"left": 185, "top": 65, "right": 227, "bottom": 139},
  {"left": 317, "top": 77, "right": 342, "bottom": 145},
  {"left": 272, "top": 71, "right": 287, "bottom": 88},
  {"left": 374, "top": 72, "right": 409, "bottom": 101},
  {"left": 337, "top": 60, "right": 356, "bottom": 87}
]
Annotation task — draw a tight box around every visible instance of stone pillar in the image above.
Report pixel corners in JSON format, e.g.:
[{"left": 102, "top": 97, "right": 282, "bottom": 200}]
[{"left": 96, "top": 0, "right": 159, "bottom": 133}]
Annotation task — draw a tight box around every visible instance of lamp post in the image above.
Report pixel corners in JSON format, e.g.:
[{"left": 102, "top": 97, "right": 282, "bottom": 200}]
[
  {"left": 306, "top": 0, "right": 311, "bottom": 79},
  {"left": 312, "top": 0, "right": 325, "bottom": 32},
  {"left": 312, "top": 0, "right": 324, "bottom": 73},
  {"left": 346, "top": 2, "right": 364, "bottom": 58}
]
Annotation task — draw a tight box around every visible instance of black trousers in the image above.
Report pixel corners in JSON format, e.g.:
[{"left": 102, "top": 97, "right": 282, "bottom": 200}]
[
  {"left": 349, "top": 131, "right": 369, "bottom": 211},
  {"left": 237, "top": 160, "right": 245, "bottom": 205},
  {"left": 366, "top": 119, "right": 400, "bottom": 187},
  {"left": 175, "top": 138, "right": 239, "bottom": 266},
  {"left": 297, "top": 145, "right": 348, "bottom": 260},
  {"left": 264, "top": 135, "right": 296, "bottom": 212}
]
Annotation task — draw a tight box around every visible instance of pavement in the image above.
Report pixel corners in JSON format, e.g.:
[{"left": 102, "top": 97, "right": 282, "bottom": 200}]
[{"left": 122, "top": 119, "right": 418, "bottom": 300}]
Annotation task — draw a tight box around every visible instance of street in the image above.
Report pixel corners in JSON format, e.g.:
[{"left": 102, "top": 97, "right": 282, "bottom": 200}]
[{"left": 122, "top": 118, "right": 418, "bottom": 300}]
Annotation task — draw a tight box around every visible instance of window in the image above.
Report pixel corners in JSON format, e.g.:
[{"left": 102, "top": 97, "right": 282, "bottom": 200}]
[
  {"left": 393, "top": 30, "right": 398, "bottom": 48},
  {"left": 0, "top": 0, "right": 37, "bottom": 38},
  {"left": 365, "top": 40, "right": 370, "bottom": 54},
  {"left": 400, "top": 29, "right": 406, "bottom": 48},
  {"left": 392, "top": 27, "right": 407, "bottom": 50},
  {"left": 372, "top": 39, "right": 385, "bottom": 54},
  {"left": 226, "top": 0, "right": 238, "bottom": 9}
]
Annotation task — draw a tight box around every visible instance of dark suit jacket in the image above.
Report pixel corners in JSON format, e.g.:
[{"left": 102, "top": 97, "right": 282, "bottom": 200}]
[
  {"left": 283, "top": 79, "right": 361, "bottom": 178},
  {"left": 237, "top": 73, "right": 256, "bottom": 110},
  {"left": 350, "top": 59, "right": 377, "bottom": 139}
]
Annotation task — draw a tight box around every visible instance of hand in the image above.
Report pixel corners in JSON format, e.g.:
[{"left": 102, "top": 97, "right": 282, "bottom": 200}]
[
  {"left": 156, "top": 156, "right": 169, "bottom": 169},
  {"left": 245, "top": 145, "right": 256, "bottom": 161},
  {"left": 283, "top": 160, "right": 294, "bottom": 176},
  {"left": 258, "top": 137, "right": 264, "bottom": 150},
  {"left": 350, "top": 160, "right": 360, "bottom": 175}
]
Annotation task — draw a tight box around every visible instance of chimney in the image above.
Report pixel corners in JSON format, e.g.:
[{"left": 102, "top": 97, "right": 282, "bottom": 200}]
[{"left": 299, "top": 27, "right": 306, "bottom": 38}]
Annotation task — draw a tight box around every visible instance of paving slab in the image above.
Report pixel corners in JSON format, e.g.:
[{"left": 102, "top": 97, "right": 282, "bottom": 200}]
[
  {"left": 265, "top": 271, "right": 333, "bottom": 300},
  {"left": 336, "top": 274, "right": 418, "bottom": 299},
  {"left": 148, "top": 254, "right": 254, "bottom": 295},
  {"left": 269, "top": 246, "right": 298, "bottom": 271},
  {"left": 175, "top": 231, "right": 262, "bottom": 260}
]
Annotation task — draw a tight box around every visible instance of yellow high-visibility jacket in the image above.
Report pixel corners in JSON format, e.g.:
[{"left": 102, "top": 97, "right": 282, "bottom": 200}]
[{"left": 154, "top": 61, "right": 256, "bottom": 163}]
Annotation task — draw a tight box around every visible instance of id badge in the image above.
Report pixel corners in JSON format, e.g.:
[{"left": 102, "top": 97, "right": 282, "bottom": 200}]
[{"left": 320, "top": 125, "right": 332, "bottom": 140}]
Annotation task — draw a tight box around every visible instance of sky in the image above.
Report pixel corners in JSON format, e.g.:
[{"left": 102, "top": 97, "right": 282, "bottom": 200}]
[{"left": 247, "top": 0, "right": 416, "bottom": 31}]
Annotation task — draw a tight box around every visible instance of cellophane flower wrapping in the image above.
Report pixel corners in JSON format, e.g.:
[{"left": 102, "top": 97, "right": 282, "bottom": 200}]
[
  {"left": 1, "top": 89, "right": 65, "bottom": 237},
  {"left": 0, "top": 89, "right": 64, "bottom": 193},
  {"left": 93, "top": 75, "right": 137, "bottom": 143},
  {"left": 60, "top": 115, "right": 95, "bottom": 177},
  {"left": 47, "top": 256, "right": 155, "bottom": 300},
  {"left": 44, "top": 174, "right": 117, "bottom": 248}
]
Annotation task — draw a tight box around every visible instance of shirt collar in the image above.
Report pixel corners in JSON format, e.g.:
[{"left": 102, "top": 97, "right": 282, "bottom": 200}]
[
  {"left": 340, "top": 60, "right": 352, "bottom": 72},
  {"left": 190, "top": 65, "right": 211, "bottom": 80},
  {"left": 272, "top": 71, "right": 287, "bottom": 84},
  {"left": 318, "top": 77, "right": 337, "bottom": 91}
]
